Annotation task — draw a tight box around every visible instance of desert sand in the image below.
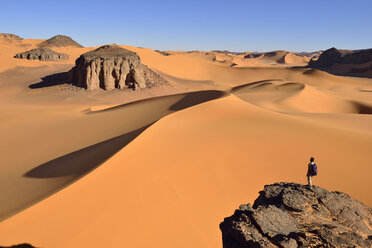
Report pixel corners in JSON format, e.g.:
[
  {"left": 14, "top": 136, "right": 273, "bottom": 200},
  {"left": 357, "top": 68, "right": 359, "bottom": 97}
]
[{"left": 0, "top": 36, "right": 371, "bottom": 248}]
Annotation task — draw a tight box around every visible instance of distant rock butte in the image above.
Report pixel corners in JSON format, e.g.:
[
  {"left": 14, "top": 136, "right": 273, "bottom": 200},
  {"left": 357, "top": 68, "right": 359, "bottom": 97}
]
[
  {"left": 14, "top": 48, "right": 68, "bottom": 61},
  {"left": 0, "top": 33, "right": 23, "bottom": 41},
  {"left": 244, "top": 53, "right": 262, "bottom": 59},
  {"left": 220, "top": 182, "right": 372, "bottom": 248},
  {"left": 70, "top": 45, "right": 168, "bottom": 90},
  {"left": 38, "top": 35, "right": 84, "bottom": 48},
  {"left": 309, "top": 47, "right": 372, "bottom": 68}
]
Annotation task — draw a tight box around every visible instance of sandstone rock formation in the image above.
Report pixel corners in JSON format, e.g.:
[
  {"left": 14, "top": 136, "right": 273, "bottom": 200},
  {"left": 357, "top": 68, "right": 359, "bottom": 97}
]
[
  {"left": 38, "top": 35, "right": 84, "bottom": 48},
  {"left": 70, "top": 45, "right": 168, "bottom": 90},
  {"left": 308, "top": 47, "right": 372, "bottom": 68},
  {"left": 220, "top": 182, "right": 372, "bottom": 248},
  {"left": 0, "top": 33, "right": 23, "bottom": 42},
  {"left": 14, "top": 48, "right": 68, "bottom": 61}
]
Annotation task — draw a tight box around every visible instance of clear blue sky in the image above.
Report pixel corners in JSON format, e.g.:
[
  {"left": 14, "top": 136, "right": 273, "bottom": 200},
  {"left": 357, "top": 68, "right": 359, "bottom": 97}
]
[{"left": 1, "top": 0, "right": 371, "bottom": 52}]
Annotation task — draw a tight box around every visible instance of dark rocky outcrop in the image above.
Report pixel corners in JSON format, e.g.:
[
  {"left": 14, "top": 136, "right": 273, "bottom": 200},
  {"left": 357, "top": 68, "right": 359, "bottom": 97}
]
[
  {"left": 14, "top": 48, "right": 68, "bottom": 61},
  {"left": 38, "top": 35, "right": 83, "bottom": 48},
  {"left": 70, "top": 45, "right": 168, "bottom": 90},
  {"left": 0, "top": 33, "right": 23, "bottom": 41},
  {"left": 155, "top": 50, "right": 172, "bottom": 56},
  {"left": 244, "top": 53, "right": 262, "bottom": 59},
  {"left": 220, "top": 182, "right": 372, "bottom": 248},
  {"left": 308, "top": 47, "right": 372, "bottom": 68}
]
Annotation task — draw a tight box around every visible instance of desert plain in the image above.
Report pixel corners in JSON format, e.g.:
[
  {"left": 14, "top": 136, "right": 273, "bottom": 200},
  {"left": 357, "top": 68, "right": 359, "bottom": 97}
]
[{"left": 0, "top": 34, "right": 371, "bottom": 248}]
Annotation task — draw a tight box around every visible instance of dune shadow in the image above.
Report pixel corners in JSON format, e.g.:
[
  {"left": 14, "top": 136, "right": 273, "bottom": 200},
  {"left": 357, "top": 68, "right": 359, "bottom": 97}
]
[
  {"left": 24, "top": 90, "right": 229, "bottom": 179},
  {"left": 88, "top": 90, "right": 228, "bottom": 114},
  {"left": 352, "top": 102, "right": 372, "bottom": 114},
  {"left": 0, "top": 244, "right": 35, "bottom": 248},
  {"left": 24, "top": 124, "right": 151, "bottom": 178},
  {"left": 169, "top": 90, "right": 228, "bottom": 111},
  {"left": 231, "top": 79, "right": 284, "bottom": 92},
  {"left": 29, "top": 71, "right": 71, "bottom": 89}
]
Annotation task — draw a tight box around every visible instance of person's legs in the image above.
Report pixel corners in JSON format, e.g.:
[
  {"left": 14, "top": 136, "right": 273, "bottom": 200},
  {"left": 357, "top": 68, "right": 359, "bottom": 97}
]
[{"left": 307, "top": 175, "right": 312, "bottom": 187}]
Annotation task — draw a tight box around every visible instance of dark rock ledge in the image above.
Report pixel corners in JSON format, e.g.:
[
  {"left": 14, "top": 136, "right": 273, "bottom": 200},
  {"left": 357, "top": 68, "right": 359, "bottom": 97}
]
[{"left": 220, "top": 182, "right": 372, "bottom": 248}]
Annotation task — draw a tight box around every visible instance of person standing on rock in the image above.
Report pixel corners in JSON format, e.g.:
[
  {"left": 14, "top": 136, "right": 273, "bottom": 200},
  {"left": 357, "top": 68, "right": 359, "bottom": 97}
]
[{"left": 307, "top": 157, "right": 318, "bottom": 187}]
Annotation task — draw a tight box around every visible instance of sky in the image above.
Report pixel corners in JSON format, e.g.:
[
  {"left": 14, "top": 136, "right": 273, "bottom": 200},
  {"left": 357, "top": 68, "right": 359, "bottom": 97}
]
[{"left": 1, "top": 0, "right": 371, "bottom": 52}]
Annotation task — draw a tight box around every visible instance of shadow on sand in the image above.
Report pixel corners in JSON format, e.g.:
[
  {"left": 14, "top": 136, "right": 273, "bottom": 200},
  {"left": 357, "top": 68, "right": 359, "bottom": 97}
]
[
  {"left": 28, "top": 71, "right": 71, "bottom": 89},
  {"left": 0, "top": 243, "right": 35, "bottom": 248},
  {"left": 24, "top": 90, "right": 229, "bottom": 179},
  {"left": 169, "top": 90, "right": 228, "bottom": 110},
  {"left": 24, "top": 124, "right": 151, "bottom": 178}
]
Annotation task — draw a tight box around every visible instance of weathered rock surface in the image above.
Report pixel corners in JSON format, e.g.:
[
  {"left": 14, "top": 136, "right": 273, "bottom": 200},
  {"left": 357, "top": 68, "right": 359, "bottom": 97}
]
[
  {"left": 14, "top": 48, "right": 68, "bottom": 61},
  {"left": 38, "top": 35, "right": 83, "bottom": 48},
  {"left": 0, "top": 33, "right": 23, "bottom": 42},
  {"left": 308, "top": 47, "right": 372, "bottom": 68},
  {"left": 70, "top": 45, "right": 168, "bottom": 90},
  {"left": 220, "top": 182, "right": 372, "bottom": 248}
]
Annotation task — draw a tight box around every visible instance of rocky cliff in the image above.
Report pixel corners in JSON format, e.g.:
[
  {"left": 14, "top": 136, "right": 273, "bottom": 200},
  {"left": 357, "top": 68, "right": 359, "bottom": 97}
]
[
  {"left": 70, "top": 45, "right": 168, "bottom": 90},
  {"left": 14, "top": 48, "right": 68, "bottom": 61},
  {"left": 38, "top": 35, "right": 84, "bottom": 48},
  {"left": 220, "top": 182, "right": 372, "bottom": 248},
  {"left": 308, "top": 47, "right": 372, "bottom": 68}
]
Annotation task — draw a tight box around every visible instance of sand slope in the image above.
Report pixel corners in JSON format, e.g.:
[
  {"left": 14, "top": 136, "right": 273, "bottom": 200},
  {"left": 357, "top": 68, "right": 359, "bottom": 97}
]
[{"left": 0, "top": 95, "right": 371, "bottom": 248}]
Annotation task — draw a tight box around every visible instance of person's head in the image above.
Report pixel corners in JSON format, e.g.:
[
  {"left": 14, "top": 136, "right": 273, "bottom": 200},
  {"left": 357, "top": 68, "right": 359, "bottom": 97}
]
[{"left": 310, "top": 157, "right": 314, "bottom": 162}]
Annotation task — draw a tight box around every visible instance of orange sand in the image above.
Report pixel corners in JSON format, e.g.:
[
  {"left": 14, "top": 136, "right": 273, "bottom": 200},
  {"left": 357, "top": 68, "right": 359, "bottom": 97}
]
[{"left": 0, "top": 37, "right": 371, "bottom": 247}]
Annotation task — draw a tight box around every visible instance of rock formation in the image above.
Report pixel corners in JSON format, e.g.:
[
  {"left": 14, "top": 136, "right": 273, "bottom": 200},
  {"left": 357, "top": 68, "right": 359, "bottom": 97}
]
[
  {"left": 14, "top": 48, "right": 68, "bottom": 61},
  {"left": 295, "top": 51, "right": 322, "bottom": 60},
  {"left": 220, "top": 182, "right": 372, "bottom": 248},
  {"left": 244, "top": 53, "right": 262, "bottom": 59},
  {"left": 38, "top": 35, "right": 84, "bottom": 48},
  {"left": 155, "top": 50, "right": 172, "bottom": 56},
  {"left": 0, "top": 33, "right": 23, "bottom": 42},
  {"left": 308, "top": 47, "right": 372, "bottom": 68},
  {"left": 70, "top": 45, "right": 168, "bottom": 90}
]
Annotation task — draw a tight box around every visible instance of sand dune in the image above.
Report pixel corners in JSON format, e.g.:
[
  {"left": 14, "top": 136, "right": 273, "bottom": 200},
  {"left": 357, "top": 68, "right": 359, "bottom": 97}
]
[
  {"left": 0, "top": 95, "right": 371, "bottom": 248},
  {"left": 0, "top": 89, "right": 226, "bottom": 221},
  {"left": 232, "top": 80, "right": 370, "bottom": 114},
  {"left": 0, "top": 37, "right": 371, "bottom": 248}
]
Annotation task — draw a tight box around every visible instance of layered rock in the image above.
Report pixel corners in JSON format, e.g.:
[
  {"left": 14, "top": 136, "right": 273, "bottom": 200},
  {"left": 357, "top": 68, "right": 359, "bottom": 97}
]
[
  {"left": 70, "top": 45, "right": 168, "bottom": 90},
  {"left": 220, "top": 182, "right": 372, "bottom": 248},
  {"left": 38, "top": 35, "right": 84, "bottom": 48},
  {"left": 308, "top": 47, "right": 372, "bottom": 68},
  {"left": 14, "top": 48, "right": 68, "bottom": 61}
]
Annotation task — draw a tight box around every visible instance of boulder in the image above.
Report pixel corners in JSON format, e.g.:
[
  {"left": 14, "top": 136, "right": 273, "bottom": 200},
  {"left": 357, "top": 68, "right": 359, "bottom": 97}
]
[
  {"left": 14, "top": 48, "right": 69, "bottom": 61},
  {"left": 70, "top": 45, "right": 168, "bottom": 90},
  {"left": 220, "top": 182, "right": 372, "bottom": 248}
]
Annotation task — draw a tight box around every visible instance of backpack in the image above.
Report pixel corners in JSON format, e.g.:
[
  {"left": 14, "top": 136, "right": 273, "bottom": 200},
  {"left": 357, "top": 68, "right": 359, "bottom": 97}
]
[{"left": 311, "top": 163, "right": 318, "bottom": 176}]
